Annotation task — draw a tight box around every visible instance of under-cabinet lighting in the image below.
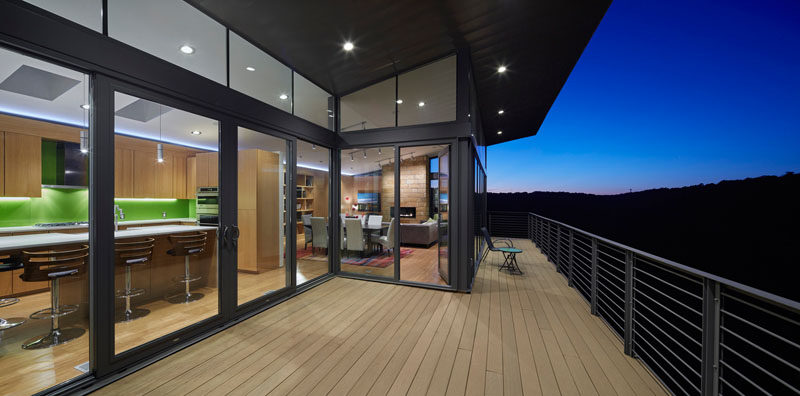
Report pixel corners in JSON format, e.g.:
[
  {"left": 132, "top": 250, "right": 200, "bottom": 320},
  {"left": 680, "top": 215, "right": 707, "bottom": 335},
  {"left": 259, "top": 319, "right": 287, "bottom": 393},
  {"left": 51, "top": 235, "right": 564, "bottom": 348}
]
[
  {"left": 0, "top": 197, "right": 31, "bottom": 201},
  {"left": 114, "top": 198, "right": 178, "bottom": 202}
]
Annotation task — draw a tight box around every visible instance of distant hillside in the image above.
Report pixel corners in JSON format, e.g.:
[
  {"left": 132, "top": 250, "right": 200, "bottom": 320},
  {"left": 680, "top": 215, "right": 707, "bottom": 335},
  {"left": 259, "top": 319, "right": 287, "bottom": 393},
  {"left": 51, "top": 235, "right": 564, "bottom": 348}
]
[{"left": 488, "top": 173, "right": 800, "bottom": 301}]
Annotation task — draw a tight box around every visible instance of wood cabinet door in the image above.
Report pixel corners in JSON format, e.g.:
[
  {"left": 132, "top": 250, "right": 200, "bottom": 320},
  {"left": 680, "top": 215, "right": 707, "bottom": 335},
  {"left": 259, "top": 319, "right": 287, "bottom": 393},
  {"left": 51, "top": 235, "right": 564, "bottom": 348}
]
[
  {"left": 207, "top": 152, "right": 219, "bottom": 187},
  {"left": 237, "top": 209, "right": 257, "bottom": 273},
  {"left": 133, "top": 150, "right": 156, "bottom": 198},
  {"left": 115, "top": 147, "right": 134, "bottom": 197},
  {"left": 238, "top": 149, "right": 257, "bottom": 210},
  {"left": 173, "top": 152, "right": 187, "bottom": 199},
  {"left": 155, "top": 151, "right": 174, "bottom": 198},
  {"left": 186, "top": 156, "right": 196, "bottom": 197},
  {"left": 195, "top": 153, "right": 208, "bottom": 187},
  {"left": 0, "top": 132, "right": 4, "bottom": 196},
  {"left": 0, "top": 270, "right": 12, "bottom": 297},
  {"left": 4, "top": 132, "right": 41, "bottom": 197}
]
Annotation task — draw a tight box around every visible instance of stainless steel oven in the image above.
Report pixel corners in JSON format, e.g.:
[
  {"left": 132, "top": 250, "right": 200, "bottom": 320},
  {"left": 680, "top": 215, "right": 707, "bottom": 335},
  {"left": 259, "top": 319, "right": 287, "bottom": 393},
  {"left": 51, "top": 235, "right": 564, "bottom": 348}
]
[{"left": 196, "top": 187, "right": 219, "bottom": 226}]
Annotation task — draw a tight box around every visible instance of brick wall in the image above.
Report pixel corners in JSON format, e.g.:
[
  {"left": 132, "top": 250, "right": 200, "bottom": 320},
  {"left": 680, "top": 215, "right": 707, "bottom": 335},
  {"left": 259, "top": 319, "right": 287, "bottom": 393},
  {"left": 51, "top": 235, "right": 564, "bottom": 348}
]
[{"left": 381, "top": 156, "right": 430, "bottom": 223}]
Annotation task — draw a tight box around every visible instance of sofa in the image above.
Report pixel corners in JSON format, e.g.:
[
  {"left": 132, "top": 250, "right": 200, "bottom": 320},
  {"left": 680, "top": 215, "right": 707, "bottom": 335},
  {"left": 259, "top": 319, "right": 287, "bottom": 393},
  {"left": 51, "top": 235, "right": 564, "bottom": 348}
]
[{"left": 400, "top": 222, "right": 438, "bottom": 246}]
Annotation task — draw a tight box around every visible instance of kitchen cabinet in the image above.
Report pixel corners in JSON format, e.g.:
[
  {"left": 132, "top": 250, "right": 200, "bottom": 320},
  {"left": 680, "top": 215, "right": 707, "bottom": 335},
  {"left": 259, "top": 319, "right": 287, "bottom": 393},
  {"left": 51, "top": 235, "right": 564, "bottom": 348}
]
[
  {"left": 173, "top": 152, "right": 187, "bottom": 199},
  {"left": 115, "top": 147, "right": 134, "bottom": 197},
  {"left": 195, "top": 152, "right": 218, "bottom": 188},
  {"left": 0, "top": 133, "right": 4, "bottom": 196},
  {"left": 133, "top": 150, "right": 156, "bottom": 198},
  {"left": 12, "top": 268, "right": 48, "bottom": 294},
  {"left": 0, "top": 271, "right": 11, "bottom": 296},
  {"left": 236, "top": 149, "right": 280, "bottom": 273},
  {"left": 186, "top": 156, "right": 196, "bottom": 197},
  {"left": 3, "top": 132, "right": 41, "bottom": 197},
  {"left": 155, "top": 151, "right": 174, "bottom": 198}
]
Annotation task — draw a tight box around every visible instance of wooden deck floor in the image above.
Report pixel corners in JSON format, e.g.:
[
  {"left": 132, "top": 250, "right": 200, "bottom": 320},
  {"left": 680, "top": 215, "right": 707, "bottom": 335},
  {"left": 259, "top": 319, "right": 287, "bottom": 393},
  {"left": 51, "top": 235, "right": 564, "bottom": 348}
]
[{"left": 93, "top": 239, "right": 666, "bottom": 395}]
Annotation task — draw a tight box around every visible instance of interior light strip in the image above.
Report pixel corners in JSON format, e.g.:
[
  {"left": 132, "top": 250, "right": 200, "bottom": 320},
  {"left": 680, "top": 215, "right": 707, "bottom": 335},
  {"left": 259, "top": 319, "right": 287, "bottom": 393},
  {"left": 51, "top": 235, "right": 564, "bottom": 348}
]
[
  {"left": 114, "top": 198, "right": 178, "bottom": 202},
  {"left": 0, "top": 197, "right": 32, "bottom": 201}
]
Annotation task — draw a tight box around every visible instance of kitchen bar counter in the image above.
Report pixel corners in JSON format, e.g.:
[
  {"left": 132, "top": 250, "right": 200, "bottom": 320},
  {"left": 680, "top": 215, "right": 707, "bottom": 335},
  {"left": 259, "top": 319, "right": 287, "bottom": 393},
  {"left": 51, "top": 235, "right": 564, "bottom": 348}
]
[
  {"left": 0, "top": 218, "right": 198, "bottom": 234},
  {"left": 0, "top": 225, "right": 216, "bottom": 251}
]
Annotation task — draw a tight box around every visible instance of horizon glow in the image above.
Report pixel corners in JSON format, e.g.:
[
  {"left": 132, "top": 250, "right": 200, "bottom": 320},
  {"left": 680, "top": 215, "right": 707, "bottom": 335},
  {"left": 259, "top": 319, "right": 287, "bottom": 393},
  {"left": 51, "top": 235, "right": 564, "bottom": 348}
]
[{"left": 487, "top": 0, "right": 800, "bottom": 195}]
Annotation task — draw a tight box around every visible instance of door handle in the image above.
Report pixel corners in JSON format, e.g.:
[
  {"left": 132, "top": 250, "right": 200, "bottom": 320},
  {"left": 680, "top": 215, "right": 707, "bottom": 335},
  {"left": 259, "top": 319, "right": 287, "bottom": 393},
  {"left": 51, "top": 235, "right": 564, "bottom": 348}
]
[{"left": 231, "top": 225, "right": 239, "bottom": 250}]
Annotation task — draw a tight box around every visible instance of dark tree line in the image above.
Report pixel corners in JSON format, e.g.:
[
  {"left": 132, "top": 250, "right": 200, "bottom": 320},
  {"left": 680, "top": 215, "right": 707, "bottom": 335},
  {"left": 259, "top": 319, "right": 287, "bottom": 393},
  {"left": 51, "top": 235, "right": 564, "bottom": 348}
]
[{"left": 488, "top": 173, "right": 800, "bottom": 301}]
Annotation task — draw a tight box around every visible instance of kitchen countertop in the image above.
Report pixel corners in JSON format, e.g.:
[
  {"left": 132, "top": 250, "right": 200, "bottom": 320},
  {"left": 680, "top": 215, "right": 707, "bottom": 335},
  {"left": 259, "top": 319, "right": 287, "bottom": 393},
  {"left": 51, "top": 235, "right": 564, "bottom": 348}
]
[
  {"left": 0, "top": 218, "right": 197, "bottom": 234},
  {"left": 0, "top": 225, "right": 216, "bottom": 251}
]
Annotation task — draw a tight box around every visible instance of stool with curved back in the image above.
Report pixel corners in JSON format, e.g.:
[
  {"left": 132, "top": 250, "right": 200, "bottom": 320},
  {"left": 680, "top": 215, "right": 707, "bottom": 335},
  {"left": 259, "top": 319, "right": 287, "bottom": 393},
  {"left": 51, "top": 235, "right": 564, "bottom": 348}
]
[
  {"left": 115, "top": 238, "right": 155, "bottom": 322},
  {"left": 166, "top": 232, "right": 207, "bottom": 304},
  {"left": 0, "top": 257, "right": 25, "bottom": 330},
  {"left": 20, "top": 245, "right": 88, "bottom": 349}
]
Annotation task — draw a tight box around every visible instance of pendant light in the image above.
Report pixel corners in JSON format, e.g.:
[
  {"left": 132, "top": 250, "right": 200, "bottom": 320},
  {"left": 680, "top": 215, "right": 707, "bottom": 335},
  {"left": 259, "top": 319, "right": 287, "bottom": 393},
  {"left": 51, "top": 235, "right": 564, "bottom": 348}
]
[
  {"left": 80, "top": 130, "right": 88, "bottom": 153},
  {"left": 156, "top": 104, "right": 164, "bottom": 163},
  {"left": 79, "top": 75, "right": 88, "bottom": 154}
]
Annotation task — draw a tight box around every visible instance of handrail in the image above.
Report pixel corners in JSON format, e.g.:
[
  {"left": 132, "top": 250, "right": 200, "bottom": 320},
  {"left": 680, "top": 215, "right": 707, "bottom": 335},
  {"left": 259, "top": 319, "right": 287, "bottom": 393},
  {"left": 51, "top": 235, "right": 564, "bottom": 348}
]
[{"left": 487, "top": 211, "right": 800, "bottom": 396}]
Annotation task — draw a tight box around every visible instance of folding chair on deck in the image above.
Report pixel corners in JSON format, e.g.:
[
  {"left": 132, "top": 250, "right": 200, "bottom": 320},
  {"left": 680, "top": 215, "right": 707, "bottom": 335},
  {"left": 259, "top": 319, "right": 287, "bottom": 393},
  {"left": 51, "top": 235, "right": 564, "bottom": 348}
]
[{"left": 480, "top": 227, "right": 523, "bottom": 274}]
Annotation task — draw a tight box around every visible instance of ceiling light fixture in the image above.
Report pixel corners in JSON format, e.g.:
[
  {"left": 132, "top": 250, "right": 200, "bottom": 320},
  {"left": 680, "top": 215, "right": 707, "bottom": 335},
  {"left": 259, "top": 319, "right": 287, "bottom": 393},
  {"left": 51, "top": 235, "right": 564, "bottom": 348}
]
[
  {"left": 350, "top": 153, "right": 354, "bottom": 161},
  {"left": 157, "top": 143, "right": 164, "bottom": 163},
  {"left": 363, "top": 151, "right": 367, "bottom": 159},
  {"left": 79, "top": 130, "right": 88, "bottom": 154},
  {"left": 396, "top": 99, "right": 403, "bottom": 104},
  {"left": 343, "top": 41, "right": 354, "bottom": 51},
  {"left": 497, "top": 130, "right": 503, "bottom": 135},
  {"left": 497, "top": 65, "right": 507, "bottom": 73},
  {"left": 279, "top": 93, "right": 288, "bottom": 100},
  {"left": 418, "top": 101, "right": 425, "bottom": 107},
  {"left": 190, "top": 130, "right": 202, "bottom": 135},
  {"left": 498, "top": 109, "right": 504, "bottom": 114},
  {"left": 245, "top": 66, "right": 255, "bottom": 71},
  {"left": 80, "top": 104, "right": 90, "bottom": 110},
  {"left": 179, "top": 44, "right": 195, "bottom": 54},
  {"left": 378, "top": 148, "right": 382, "bottom": 155},
  {"left": 312, "top": 144, "right": 316, "bottom": 150}
]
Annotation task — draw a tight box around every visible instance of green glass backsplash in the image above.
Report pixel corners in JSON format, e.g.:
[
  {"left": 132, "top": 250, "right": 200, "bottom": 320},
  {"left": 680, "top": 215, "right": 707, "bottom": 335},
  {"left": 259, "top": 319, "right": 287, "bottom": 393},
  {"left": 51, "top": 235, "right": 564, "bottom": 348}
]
[{"left": 0, "top": 188, "right": 195, "bottom": 227}]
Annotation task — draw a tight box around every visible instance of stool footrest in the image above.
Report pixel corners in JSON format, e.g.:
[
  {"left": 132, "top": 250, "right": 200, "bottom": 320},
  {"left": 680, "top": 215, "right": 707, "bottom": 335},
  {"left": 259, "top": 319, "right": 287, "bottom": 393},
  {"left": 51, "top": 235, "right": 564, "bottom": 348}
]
[
  {"left": 115, "top": 288, "right": 146, "bottom": 299},
  {"left": 172, "top": 274, "right": 201, "bottom": 283},
  {"left": 30, "top": 304, "right": 79, "bottom": 320},
  {"left": 0, "top": 298, "right": 20, "bottom": 308}
]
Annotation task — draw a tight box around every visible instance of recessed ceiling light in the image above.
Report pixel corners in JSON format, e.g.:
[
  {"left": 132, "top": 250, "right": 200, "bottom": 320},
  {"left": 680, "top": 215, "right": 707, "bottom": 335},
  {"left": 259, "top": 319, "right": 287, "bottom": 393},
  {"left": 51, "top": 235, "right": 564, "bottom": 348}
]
[
  {"left": 497, "top": 66, "right": 507, "bottom": 73},
  {"left": 245, "top": 66, "right": 255, "bottom": 71},
  {"left": 80, "top": 104, "right": 90, "bottom": 110},
  {"left": 343, "top": 41, "right": 354, "bottom": 51},
  {"left": 498, "top": 109, "right": 504, "bottom": 114},
  {"left": 396, "top": 99, "right": 404, "bottom": 104},
  {"left": 279, "top": 93, "right": 289, "bottom": 100},
  {"left": 418, "top": 101, "right": 425, "bottom": 107},
  {"left": 497, "top": 130, "right": 503, "bottom": 135},
  {"left": 190, "top": 130, "right": 202, "bottom": 135},
  {"left": 179, "top": 45, "right": 195, "bottom": 54}
]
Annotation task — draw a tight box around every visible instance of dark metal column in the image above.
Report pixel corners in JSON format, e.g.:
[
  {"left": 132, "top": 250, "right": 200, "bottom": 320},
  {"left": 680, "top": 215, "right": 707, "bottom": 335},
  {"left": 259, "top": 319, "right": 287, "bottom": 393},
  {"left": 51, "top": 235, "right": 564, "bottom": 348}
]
[{"left": 701, "top": 279, "right": 721, "bottom": 395}]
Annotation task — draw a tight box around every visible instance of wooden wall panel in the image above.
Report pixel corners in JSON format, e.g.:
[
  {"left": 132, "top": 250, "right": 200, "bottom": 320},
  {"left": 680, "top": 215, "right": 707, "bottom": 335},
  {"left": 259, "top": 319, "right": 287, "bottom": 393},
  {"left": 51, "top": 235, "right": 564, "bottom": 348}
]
[
  {"left": 4, "top": 132, "right": 41, "bottom": 197},
  {"left": 115, "top": 147, "right": 134, "bottom": 197},
  {"left": 133, "top": 150, "right": 156, "bottom": 198}
]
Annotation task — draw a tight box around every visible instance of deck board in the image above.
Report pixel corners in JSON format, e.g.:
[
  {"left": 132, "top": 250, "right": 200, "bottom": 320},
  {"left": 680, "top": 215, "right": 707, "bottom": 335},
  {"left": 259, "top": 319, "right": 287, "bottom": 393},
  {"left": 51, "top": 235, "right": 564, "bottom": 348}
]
[{"left": 93, "top": 239, "right": 667, "bottom": 396}]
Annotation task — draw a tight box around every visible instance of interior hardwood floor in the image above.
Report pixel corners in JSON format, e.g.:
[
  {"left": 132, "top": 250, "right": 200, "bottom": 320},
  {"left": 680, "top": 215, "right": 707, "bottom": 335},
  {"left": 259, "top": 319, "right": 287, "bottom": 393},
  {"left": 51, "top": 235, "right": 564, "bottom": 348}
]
[
  {"left": 0, "top": 257, "right": 330, "bottom": 395},
  {"left": 340, "top": 241, "right": 446, "bottom": 286},
  {"left": 93, "top": 239, "right": 667, "bottom": 396}
]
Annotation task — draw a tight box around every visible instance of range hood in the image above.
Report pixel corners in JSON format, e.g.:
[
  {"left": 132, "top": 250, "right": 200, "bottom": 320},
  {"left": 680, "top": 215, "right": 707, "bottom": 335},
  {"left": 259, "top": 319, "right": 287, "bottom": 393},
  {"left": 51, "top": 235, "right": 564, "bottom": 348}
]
[{"left": 41, "top": 141, "right": 88, "bottom": 189}]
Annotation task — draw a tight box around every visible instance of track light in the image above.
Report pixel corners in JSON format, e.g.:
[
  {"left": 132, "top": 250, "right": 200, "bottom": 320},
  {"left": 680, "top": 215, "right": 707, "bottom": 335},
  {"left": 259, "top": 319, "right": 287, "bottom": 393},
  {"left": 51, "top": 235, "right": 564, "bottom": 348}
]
[
  {"left": 312, "top": 144, "right": 316, "bottom": 150},
  {"left": 378, "top": 148, "right": 382, "bottom": 155},
  {"left": 350, "top": 153, "right": 354, "bottom": 161},
  {"left": 363, "top": 151, "right": 367, "bottom": 159}
]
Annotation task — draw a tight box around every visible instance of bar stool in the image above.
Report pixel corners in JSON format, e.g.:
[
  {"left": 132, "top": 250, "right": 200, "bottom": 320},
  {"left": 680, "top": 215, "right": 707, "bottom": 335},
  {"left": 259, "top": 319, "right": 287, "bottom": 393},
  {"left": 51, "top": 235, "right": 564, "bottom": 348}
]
[
  {"left": 166, "top": 232, "right": 207, "bottom": 304},
  {"left": 0, "top": 257, "right": 25, "bottom": 330},
  {"left": 20, "top": 245, "right": 88, "bottom": 349},
  {"left": 115, "top": 238, "right": 155, "bottom": 322}
]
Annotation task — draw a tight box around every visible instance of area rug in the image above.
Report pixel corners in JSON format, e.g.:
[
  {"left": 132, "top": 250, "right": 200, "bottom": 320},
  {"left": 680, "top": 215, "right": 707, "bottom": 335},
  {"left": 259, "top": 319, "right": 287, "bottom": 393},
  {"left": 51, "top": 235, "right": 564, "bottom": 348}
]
[
  {"left": 341, "top": 248, "right": 413, "bottom": 268},
  {"left": 297, "top": 247, "right": 328, "bottom": 261}
]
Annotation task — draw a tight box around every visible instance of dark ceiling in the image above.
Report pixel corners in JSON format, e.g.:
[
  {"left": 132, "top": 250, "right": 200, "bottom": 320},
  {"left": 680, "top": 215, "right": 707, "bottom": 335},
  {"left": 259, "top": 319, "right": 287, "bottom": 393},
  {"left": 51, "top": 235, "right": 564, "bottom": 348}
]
[{"left": 188, "top": 0, "right": 610, "bottom": 145}]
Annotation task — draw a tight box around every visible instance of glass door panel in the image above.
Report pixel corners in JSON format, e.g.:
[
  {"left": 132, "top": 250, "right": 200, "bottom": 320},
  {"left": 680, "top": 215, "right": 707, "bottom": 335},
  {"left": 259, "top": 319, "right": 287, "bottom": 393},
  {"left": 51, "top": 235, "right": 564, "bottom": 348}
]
[
  {"left": 398, "top": 145, "right": 449, "bottom": 285},
  {"left": 0, "top": 46, "right": 92, "bottom": 393},
  {"left": 340, "top": 147, "right": 394, "bottom": 278},
  {"left": 438, "top": 148, "right": 450, "bottom": 283},
  {"left": 296, "top": 140, "right": 330, "bottom": 285},
  {"left": 236, "top": 127, "right": 289, "bottom": 305},
  {"left": 112, "top": 91, "right": 220, "bottom": 354}
]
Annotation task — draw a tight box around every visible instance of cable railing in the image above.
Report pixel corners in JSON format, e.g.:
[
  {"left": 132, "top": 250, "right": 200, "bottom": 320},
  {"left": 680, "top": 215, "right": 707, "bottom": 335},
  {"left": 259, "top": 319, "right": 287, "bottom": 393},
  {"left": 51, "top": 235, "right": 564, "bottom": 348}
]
[{"left": 488, "top": 211, "right": 800, "bottom": 396}]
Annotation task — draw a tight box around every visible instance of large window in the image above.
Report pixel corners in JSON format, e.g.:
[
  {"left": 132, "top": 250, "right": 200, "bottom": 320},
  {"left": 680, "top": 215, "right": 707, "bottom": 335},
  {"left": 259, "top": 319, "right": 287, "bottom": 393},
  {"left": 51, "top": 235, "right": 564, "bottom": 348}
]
[
  {"left": 0, "top": 47, "right": 91, "bottom": 394},
  {"left": 112, "top": 91, "right": 220, "bottom": 354},
  {"left": 398, "top": 56, "right": 457, "bottom": 126},
  {"left": 339, "top": 147, "right": 395, "bottom": 277},
  {"left": 296, "top": 140, "right": 330, "bottom": 284},
  {"left": 236, "top": 127, "right": 288, "bottom": 305},
  {"left": 294, "top": 72, "right": 335, "bottom": 130},
  {"left": 108, "top": 0, "right": 227, "bottom": 84},
  {"left": 340, "top": 78, "right": 396, "bottom": 132},
  {"left": 229, "top": 33, "right": 293, "bottom": 113}
]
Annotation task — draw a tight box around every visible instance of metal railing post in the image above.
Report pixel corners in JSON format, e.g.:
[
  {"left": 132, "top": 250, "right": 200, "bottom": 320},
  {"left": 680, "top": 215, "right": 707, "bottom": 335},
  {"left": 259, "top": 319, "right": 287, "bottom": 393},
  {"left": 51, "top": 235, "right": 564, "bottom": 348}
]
[
  {"left": 568, "top": 229, "right": 574, "bottom": 287},
  {"left": 591, "top": 238, "right": 598, "bottom": 315},
  {"left": 624, "top": 250, "right": 634, "bottom": 355},
  {"left": 555, "top": 225, "right": 562, "bottom": 272},
  {"left": 701, "top": 279, "right": 721, "bottom": 396}
]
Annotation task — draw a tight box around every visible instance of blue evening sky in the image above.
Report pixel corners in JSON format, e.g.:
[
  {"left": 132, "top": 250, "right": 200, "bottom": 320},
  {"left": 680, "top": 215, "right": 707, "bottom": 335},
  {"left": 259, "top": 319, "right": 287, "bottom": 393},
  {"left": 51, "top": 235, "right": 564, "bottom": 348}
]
[{"left": 487, "top": 0, "right": 800, "bottom": 194}]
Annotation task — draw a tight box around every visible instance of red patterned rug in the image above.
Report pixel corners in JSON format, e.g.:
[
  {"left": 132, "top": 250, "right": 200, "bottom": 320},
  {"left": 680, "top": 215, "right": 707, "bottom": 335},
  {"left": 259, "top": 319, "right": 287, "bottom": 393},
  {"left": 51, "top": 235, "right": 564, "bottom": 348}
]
[
  {"left": 297, "top": 247, "right": 328, "bottom": 261},
  {"left": 341, "top": 248, "right": 413, "bottom": 268}
]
